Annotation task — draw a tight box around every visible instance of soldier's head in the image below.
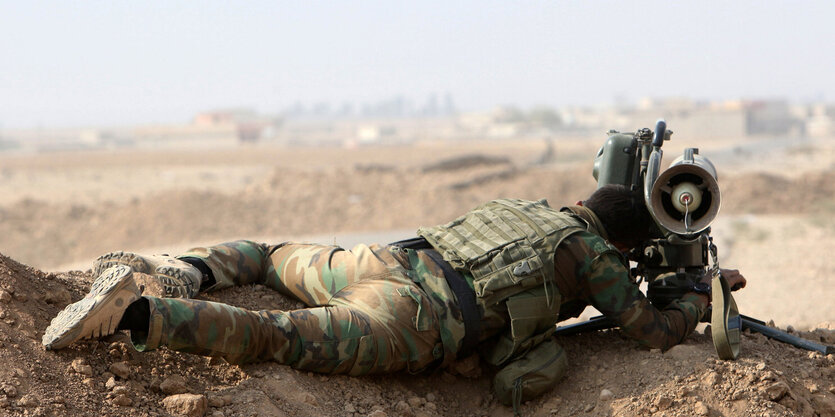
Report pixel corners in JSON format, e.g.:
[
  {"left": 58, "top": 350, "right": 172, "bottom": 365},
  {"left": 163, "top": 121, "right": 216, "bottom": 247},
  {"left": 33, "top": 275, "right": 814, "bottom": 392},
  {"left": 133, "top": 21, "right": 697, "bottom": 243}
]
[{"left": 583, "top": 184, "right": 654, "bottom": 250}]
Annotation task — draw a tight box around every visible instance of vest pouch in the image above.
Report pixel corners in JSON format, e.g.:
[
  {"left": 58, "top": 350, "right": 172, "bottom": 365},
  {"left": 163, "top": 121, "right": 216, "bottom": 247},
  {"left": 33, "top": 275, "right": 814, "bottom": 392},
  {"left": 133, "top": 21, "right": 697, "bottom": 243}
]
[
  {"left": 484, "top": 291, "right": 560, "bottom": 365},
  {"left": 471, "top": 240, "right": 543, "bottom": 301},
  {"left": 493, "top": 337, "right": 568, "bottom": 410}
]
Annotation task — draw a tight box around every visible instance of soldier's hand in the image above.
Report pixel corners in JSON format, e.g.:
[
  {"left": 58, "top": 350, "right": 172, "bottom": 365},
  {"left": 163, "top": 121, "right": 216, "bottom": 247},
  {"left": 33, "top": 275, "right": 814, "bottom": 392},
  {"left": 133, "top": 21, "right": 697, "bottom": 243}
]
[{"left": 720, "top": 269, "right": 746, "bottom": 291}]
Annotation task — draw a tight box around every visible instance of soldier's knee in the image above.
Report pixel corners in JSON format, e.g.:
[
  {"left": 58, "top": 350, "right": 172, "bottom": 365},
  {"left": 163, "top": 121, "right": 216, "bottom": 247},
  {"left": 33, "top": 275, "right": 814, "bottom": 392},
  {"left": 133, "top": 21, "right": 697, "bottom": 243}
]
[
  {"left": 493, "top": 339, "right": 568, "bottom": 407},
  {"left": 279, "top": 306, "right": 384, "bottom": 375},
  {"left": 289, "top": 333, "right": 382, "bottom": 375}
]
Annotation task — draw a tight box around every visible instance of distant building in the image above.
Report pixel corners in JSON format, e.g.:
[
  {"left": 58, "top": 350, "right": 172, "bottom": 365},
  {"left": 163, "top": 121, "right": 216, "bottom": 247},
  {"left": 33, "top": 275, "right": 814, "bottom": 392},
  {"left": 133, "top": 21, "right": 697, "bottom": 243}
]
[
  {"left": 806, "top": 104, "right": 835, "bottom": 138},
  {"left": 456, "top": 107, "right": 526, "bottom": 138},
  {"left": 132, "top": 123, "right": 237, "bottom": 148},
  {"left": 587, "top": 98, "right": 803, "bottom": 140},
  {"left": 356, "top": 125, "right": 397, "bottom": 144},
  {"left": 193, "top": 109, "right": 282, "bottom": 142},
  {"left": 0, "top": 127, "right": 130, "bottom": 153},
  {"left": 744, "top": 100, "right": 802, "bottom": 137}
]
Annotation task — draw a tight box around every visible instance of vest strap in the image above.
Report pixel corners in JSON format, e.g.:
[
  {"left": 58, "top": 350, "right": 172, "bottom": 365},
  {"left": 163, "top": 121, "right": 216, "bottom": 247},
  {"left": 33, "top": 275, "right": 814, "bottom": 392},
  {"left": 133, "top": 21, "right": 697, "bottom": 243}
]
[{"left": 423, "top": 248, "right": 482, "bottom": 359}]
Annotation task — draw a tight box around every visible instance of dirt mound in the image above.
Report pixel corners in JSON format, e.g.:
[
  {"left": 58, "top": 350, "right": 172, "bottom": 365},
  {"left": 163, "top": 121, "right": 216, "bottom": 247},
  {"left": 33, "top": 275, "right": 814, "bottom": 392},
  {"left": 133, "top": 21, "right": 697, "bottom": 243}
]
[
  {"left": 420, "top": 154, "right": 512, "bottom": 173},
  {"left": 3, "top": 151, "right": 834, "bottom": 271},
  {"left": 0, "top": 163, "right": 598, "bottom": 270},
  {"left": 1, "top": 252, "right": 834, "bottom": 416}
]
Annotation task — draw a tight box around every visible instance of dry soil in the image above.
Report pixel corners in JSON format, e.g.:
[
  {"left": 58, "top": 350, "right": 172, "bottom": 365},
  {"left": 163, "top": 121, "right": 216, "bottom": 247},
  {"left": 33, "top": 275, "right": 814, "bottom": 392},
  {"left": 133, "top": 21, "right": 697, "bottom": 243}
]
[{"left": 0, "top": 137, "right": 833, "bottom": 416}]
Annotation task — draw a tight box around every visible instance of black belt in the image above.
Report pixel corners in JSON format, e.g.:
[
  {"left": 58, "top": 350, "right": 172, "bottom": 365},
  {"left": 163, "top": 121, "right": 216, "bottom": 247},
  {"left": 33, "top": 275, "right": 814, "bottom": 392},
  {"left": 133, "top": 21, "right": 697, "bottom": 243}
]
[{"left": 390, "top": 237, "right": 481, "bottom": 358}]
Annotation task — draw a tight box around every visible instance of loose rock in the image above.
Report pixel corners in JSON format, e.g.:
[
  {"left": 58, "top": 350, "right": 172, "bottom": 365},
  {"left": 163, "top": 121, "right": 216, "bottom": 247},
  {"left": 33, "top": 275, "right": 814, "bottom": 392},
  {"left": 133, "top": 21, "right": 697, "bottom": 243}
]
[
  {"left": 394, "top": 400, "right": 412, "bottom": 416},
  {"left": 701, "top": 370, "right": 720, "bottom": 388},
  {"left": 665, "top": 344, "right": 699, "bottom": 361},
  {"left": 161, "top": 375, "right": 190, "bottom": 395},
  {"left": 694, "top": 401, "right": 709, "bottom": 416},
  {"left": 163, "top": 394, "right": 208, "bottom": 417},
  {"left": 450, "top": 354, "right": 482, "bottom": 378},
  {"left": 1, "top": 384, "right": 18, "bottom": 398},
  {"left": 110, "top": 361, "right": 130, "bottom": 379},
  {"left": 655, "top": 396, "right": 673, "bottom": 411},
  {"left": 300, "top": 392, "right": 318, "bottom": 407},
  {"left": 112, "top": 385, "right": 129, "bottom": 396},
  {"left": 765, "top": 381, "right": 791, "bottom": 401},
  {"left": 0, "top": 290, "right": 11, "bottom": 303},
  {"left": 111, "top": 394, "right": 133, "bottom": 407},
  {"left": 599, "top": 389, "right": 614, "bottom": 401},
  {"left": 17, "top": 394, "right": 39, "bottom": 408},
  {"left": 207, "top": 394, "right": 225, "bottom": 408},
  {"left": 43, "top": 287, "right": 72, "bottom": 305},
  {"left": 71, "top": 358, "right": 93, "bottom": 377}
]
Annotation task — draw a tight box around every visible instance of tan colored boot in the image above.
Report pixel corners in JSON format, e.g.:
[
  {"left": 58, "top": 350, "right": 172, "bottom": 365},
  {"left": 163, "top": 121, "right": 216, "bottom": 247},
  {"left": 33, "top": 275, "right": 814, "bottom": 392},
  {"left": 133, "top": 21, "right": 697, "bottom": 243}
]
[
  {"left": 43, "top": 265, "right": 140, "bottom": 350},
  {"left": 93, "top": 251, "right": 203, "bottom": 298}
]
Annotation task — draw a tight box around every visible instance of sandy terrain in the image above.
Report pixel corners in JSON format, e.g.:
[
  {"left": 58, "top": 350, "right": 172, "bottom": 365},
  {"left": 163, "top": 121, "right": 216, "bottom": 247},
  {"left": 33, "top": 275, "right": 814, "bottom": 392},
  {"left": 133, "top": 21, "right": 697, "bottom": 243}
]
[{"left": 0, "top": 136, "right": 833, "bottom": 416}]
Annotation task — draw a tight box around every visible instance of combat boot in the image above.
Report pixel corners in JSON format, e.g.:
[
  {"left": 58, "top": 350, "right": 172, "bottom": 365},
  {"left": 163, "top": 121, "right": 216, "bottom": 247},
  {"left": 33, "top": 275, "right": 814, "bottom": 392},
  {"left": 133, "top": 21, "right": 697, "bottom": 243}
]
[
  {"left": 43, "top": 265, "right": 140, "bottom": 350},
  {"left": 93, "top": 251, "right": 203, "bottom": 298}
]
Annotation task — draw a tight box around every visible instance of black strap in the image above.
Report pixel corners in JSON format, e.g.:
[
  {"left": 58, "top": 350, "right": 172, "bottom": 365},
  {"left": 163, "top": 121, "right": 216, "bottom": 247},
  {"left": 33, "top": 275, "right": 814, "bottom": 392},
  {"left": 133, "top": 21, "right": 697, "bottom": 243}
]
[
  {"left": 423, "top": 248, "right": 482, "bottom": 359},
  {"left": 389, "top": 236, "right": 433, "bottom": 250}
]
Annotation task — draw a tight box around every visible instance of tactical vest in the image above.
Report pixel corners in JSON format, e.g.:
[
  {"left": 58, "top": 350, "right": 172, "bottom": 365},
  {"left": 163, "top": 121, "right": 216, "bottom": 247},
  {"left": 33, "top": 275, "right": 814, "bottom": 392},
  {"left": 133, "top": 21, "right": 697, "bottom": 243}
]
[{"left": 418, "top": 199, "right": 588, "bottom": 364}]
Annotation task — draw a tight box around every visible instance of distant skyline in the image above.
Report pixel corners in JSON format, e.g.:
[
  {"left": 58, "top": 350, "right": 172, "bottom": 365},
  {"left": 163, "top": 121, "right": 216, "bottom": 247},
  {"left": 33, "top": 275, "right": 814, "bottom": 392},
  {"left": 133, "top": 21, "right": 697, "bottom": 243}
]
[{"left": 2, "top": 1, "right": 834, "bottom": 129}]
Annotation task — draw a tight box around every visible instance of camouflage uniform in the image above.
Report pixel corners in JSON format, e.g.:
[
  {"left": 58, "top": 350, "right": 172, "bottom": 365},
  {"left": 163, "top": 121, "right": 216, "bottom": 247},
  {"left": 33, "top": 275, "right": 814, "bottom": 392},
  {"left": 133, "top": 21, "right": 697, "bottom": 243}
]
[
  {"left": 131, "top": 242, "right": 466, "bottom": 374},
  {"left": 127, "top": 199, "right": 708, "bottom": 402}
]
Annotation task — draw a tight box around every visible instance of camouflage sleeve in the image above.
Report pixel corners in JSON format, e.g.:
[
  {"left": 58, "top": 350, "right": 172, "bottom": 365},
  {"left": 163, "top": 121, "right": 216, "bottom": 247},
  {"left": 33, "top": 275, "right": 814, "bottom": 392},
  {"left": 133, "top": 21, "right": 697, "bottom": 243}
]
[{"left": 575, "top": 235, "right": 708, "bottom": 350}]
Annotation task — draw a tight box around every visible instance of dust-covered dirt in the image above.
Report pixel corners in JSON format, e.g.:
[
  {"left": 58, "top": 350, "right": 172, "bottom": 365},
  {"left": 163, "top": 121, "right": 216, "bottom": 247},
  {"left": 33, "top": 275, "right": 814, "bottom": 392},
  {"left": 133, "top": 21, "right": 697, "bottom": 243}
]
[
  {"left": 1, "top": 252, "right": 834, "bottom": 417},
  {"left": 1, "top": 138, "right": 834, "bottom": 416}
]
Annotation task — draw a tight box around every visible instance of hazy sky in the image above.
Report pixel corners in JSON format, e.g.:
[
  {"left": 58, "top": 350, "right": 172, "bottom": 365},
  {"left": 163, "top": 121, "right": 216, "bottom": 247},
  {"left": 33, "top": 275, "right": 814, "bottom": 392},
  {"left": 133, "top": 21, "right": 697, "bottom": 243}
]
[{"left": 2, "top": 1, "right": 833, "bottom": 128}]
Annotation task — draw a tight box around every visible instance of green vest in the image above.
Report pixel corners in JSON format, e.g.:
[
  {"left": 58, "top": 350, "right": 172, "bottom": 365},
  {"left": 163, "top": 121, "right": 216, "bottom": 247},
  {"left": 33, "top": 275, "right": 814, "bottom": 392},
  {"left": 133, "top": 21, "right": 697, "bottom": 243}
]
[{"left": 418, "top": 198, "right": 587, "bottom": 363}]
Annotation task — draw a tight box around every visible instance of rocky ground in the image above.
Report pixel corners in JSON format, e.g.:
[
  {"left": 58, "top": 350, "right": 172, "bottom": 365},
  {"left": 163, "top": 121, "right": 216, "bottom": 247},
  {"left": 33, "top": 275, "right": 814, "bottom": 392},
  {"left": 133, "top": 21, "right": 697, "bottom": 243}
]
[
  {"left": 0, "top": 137, "right": 834, "bottom": 416},
  {"left": 1, "top": 253, "right": 834, "bottom": 417}
]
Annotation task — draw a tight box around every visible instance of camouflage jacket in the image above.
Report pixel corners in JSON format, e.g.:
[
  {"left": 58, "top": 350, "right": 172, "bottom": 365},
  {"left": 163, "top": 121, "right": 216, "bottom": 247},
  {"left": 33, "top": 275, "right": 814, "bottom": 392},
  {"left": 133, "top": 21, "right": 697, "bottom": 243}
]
[
  {"left": 420, "top": 199, "right": 708, "bottom": 366},
  {"left": 551, "top": 205, "right": 708, "bottom": 350}
]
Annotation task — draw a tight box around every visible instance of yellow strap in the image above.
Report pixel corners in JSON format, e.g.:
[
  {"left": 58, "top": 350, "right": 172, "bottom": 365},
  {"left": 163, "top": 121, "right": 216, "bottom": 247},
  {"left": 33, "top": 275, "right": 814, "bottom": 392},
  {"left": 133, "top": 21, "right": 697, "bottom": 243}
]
[{"left": 711, "top": 274, "right": 741, "bottom": 360}]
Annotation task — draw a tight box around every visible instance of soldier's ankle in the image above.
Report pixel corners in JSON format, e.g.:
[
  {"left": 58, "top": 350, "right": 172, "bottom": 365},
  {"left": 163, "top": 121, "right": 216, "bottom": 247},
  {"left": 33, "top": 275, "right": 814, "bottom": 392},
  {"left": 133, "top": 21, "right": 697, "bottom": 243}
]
[
  {"left": 179, "top": 257, "right": 216, "bottom": 291},
  {"left": 117, "top": 297, "right": 150, "bottom": 332}
]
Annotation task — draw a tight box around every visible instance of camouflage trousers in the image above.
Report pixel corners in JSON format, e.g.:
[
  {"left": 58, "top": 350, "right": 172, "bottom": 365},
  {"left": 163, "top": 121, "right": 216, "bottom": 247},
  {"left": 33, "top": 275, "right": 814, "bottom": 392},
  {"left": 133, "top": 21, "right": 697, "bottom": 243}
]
[{"left": 131, "top": 241, "right": 463, "bottom": 375}]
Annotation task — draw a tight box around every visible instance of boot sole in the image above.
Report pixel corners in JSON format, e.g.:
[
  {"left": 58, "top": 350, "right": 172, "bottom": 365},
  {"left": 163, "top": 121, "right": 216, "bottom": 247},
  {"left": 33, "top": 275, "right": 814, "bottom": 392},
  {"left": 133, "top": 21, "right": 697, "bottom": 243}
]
[
  {"left": 94, "top": 251, "right": 197, "bottom": 298},
  {"left": 93, "top": 251, "right": 152, "bottom": 276},
  {"left": 42, "top": 265, "right": 139, "bottom": 350},
  {"left": 156, "top": 266, "right": 198, "bottom": 298}
]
